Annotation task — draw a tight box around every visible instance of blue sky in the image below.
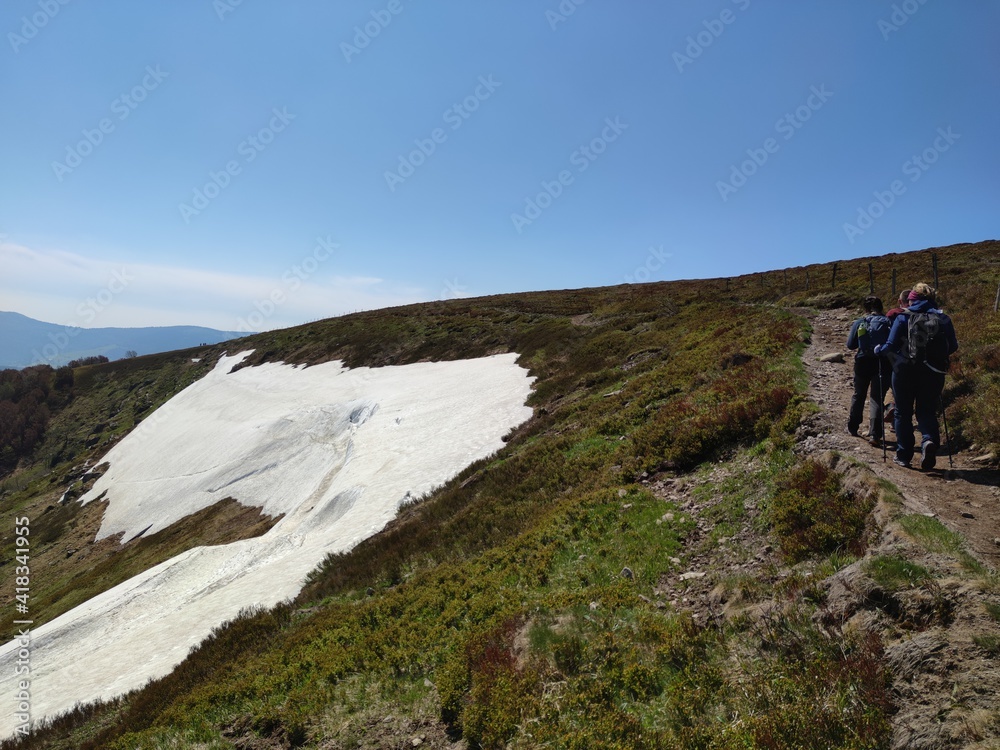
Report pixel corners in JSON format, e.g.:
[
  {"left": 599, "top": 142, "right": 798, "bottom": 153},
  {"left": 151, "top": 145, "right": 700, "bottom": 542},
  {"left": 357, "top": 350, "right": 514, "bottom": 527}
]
[{"left": 1, "top": 1, "right": 997, "bottom": 331}]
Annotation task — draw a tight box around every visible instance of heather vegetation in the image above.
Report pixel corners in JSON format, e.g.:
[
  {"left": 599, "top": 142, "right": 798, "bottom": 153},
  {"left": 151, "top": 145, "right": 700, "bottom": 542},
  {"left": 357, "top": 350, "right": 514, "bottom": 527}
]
[
  {"left": 0, "top": 366, "right": 73, "bottom": 473},
  {"left": 2, "top": 241, "right": 998, "bottom": 749}
]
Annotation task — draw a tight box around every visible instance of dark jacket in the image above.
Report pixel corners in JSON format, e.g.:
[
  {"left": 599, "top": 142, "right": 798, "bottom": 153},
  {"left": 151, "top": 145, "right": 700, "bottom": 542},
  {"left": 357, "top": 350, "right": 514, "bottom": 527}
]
[{"left": 881, "top": 299, "right": 959, "bottom": 372}]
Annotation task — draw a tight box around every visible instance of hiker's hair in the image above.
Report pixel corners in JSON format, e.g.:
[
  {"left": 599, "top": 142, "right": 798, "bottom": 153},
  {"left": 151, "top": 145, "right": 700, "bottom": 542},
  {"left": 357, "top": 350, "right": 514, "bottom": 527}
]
[
  {"left": 863, "top": 295, "right": 884, "bottom": 313},
  {"left": 898, "top": 289, "right": 911, "bottom": 306},
  {"left": 911, "top": 282, "right": 936, "bottom": 304}
]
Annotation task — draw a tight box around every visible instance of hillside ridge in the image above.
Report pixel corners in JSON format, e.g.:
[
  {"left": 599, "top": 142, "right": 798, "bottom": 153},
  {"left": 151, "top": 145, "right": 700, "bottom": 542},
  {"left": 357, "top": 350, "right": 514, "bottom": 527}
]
[{"left": 1, "top": 239, "right": 998, "bottom": 749}]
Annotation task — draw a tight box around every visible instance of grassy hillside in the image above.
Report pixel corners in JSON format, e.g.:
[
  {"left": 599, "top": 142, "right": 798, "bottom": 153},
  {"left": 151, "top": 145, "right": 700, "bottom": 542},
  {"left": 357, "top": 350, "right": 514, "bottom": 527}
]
[{"left": 2, "top": 240, "right": 998, "bottom": 749}]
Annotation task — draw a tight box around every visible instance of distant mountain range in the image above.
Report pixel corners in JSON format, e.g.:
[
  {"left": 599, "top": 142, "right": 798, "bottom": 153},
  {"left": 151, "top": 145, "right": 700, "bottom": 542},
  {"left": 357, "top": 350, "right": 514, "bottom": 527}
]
[{"left": 0, "top": 311, "right": 249, "bottom": 369}]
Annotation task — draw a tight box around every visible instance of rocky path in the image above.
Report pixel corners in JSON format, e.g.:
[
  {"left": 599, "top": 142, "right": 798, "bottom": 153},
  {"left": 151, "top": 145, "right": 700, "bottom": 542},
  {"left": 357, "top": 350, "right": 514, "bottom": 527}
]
[{"left": 800, "top": 308, "right": 1000, "bottom": 569}]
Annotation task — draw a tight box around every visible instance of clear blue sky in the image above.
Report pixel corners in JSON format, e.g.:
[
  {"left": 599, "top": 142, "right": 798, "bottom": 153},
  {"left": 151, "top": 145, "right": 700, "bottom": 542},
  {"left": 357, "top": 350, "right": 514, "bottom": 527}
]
[{"left": 1, "top": 1, "right": 997, "bottom": 331}]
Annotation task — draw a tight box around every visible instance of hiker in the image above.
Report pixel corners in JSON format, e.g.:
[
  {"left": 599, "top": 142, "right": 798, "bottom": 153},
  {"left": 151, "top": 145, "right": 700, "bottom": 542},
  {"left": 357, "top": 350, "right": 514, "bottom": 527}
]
[
  {"left": 886, "top": 289, "right": 910, "bottom": 323},
  {"left": 875, "top": 283, "right": 959, "bottom": 470},
  {"left": 880, "top": 289, "right": 910, "bottom": 426},
  {"left": 846, "top": 295, "right": 891, "bottom": 445}
]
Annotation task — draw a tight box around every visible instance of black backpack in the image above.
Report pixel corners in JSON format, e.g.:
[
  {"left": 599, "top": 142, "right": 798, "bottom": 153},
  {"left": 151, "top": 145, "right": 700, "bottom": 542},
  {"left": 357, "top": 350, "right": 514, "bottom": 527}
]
[
  {"left": 906, "top": 311, "right": 949, "bottom": 370},
  {"left": 859, "top": 314, "right": 890, "bottom": 354}
]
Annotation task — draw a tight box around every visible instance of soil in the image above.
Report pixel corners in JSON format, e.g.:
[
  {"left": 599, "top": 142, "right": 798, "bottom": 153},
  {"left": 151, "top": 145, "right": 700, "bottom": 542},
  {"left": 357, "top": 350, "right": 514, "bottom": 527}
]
[
  {"left": 650, "top": 308, "right": 1000, "bottom": 750},
  {"left": 802, "top": 308, "right": 1000, "bottom": 567}
]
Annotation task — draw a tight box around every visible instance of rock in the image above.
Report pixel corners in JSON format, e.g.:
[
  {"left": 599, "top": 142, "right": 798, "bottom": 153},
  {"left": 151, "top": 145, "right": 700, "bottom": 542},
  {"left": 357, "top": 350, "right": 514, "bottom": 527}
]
[
  {"left": 669, "top": 557, "right": 681, "bottom": 565},
  {"left": 589, "top": 601, "right": 599, "bottom": 611},
  {"left": 621, "top": 503, "right": 632, "bottom": 510},
  {"left": 661, "top": 512, "right": 674, "bottom": 522},
  {"left": 819, "top": 352, "right": 845, "bottom": 363},
  {"left": 961, "top": 512, "right": 975, "bottom": 519},
  {"left": 679, "top": 571, "right": 705, "bottom": 581},
  {"left": 620, "top": 567, "right": 634, "bottom": 580},
  {"left": 638, "top": 594, "right": 650, "bottom": 603},
  {"left": 972, "top": 453, "right": 996, "bottom": 464},
  {"left": 617, "top": 488, "right": 627, "bottom": 497}
]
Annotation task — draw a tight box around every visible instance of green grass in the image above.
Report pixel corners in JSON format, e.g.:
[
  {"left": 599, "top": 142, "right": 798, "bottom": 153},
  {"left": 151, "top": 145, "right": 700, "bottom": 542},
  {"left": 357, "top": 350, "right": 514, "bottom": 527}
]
[
  {"left": 973, "top": 634, "right": 1000, "bottom": 657},
  {"left": 899, "top": 514, "right": 987, "bottom": 575},
  {"left": 865, "top": 555, "right": 932, "bottom": 590}
]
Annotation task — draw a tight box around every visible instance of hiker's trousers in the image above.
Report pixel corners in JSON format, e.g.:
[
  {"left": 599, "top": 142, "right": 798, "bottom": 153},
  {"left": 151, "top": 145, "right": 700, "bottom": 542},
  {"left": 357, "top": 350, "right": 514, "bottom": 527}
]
[
  {"left": 849, "top": 355, "right": 890, "bottom": 439},
  {"left": 892, "top": 364, "right": 945, "bottom": 462}
]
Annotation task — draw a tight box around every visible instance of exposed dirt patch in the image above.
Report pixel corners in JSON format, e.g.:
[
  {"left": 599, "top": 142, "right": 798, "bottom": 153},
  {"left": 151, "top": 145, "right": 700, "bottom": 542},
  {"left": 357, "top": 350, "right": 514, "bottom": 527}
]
[
  {"left": 800, "top": 308, "right": 1000, "bottom": 567},
  {"left": 644, "top": 307, "right": 1000, "bottom": 749},
  {"left": 801, "top": 307, "right": 1000, "bottom": 750}
]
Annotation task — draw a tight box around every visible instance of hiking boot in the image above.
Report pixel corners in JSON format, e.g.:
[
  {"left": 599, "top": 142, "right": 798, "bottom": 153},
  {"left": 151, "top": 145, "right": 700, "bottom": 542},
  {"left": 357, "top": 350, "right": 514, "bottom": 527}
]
[
  {"left": 921, "top": 441, "right": 937, "bottom": 471},
  {"left": 893, "top": 456, "right": 910, "bottom": 469},
  {"left": 847, "top": 426, "right": 859, "bottom": 437}
]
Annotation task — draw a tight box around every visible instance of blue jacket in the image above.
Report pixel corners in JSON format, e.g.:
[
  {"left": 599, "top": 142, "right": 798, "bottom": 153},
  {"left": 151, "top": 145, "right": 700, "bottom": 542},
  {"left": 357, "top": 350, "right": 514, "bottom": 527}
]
[{"left": 880, "top": 298, "right": 959, "bottom": 372}]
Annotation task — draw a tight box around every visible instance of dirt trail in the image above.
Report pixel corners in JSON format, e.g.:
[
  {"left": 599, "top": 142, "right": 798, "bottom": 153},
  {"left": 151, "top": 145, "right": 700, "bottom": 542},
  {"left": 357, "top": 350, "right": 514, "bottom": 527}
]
[{"left": 800, "top": 308, "right": 1000, "bottom": 568}]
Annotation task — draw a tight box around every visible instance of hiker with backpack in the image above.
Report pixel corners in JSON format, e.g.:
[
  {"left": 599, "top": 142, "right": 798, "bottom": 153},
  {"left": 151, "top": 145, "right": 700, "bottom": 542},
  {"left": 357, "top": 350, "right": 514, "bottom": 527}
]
[
  {"left": 875, "top": 283, "right": 959, "bottom": 470},
  {"left": 846, "top": 296, "right": 891, "bottom": 445},
  {"left": 879, "top": 289, "right": 911, "bottom": 427}
]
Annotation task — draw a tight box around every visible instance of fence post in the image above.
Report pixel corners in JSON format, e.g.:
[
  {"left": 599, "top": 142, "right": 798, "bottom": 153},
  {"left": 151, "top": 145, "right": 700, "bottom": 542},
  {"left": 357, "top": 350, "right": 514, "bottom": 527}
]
[
  {"left": 868, "top": 262, "right": 874, "bottom": 294},
  {"left": 994, "top": 281, "right": 1000, "bottom": 313},
  {"left": 806, "top": 271, "right": 810, "bottom": 291},
  {"left": 932, "top": 253, "right": 939, "bottom": 290},
  {"left": 832, "top": 263, "right": 838, "bottom": 289},
  {"left": 892, "top": 268, "right": 897, "bottom": 298}
]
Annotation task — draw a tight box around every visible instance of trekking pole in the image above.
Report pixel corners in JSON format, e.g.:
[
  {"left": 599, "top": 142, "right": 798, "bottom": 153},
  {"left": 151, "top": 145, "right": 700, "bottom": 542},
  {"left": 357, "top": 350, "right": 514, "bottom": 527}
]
[
  {"left": 878, "top": 358, "right": 887, "bottom": 462},
  {"left": 941, "top": 399, "right": 954, "bottom": 470}
]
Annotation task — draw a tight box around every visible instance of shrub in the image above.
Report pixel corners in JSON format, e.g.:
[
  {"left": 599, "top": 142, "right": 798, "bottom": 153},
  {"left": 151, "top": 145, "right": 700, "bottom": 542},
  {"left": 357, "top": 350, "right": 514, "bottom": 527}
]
[{"left": 768, "top": 459, "right": 873, "bottom": 562}]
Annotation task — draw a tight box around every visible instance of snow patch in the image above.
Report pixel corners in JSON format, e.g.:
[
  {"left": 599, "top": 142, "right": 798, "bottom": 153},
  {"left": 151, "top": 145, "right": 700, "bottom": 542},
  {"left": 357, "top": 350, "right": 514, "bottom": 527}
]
[{"left": 0, "top": 352, "right": 533, "bottom": 735}]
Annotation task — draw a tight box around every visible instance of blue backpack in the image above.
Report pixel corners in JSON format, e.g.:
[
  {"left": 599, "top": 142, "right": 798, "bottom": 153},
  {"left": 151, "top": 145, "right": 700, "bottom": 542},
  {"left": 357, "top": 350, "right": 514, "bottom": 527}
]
[{"left": 859, "top": 314, "right": 890, "bottom": 355}]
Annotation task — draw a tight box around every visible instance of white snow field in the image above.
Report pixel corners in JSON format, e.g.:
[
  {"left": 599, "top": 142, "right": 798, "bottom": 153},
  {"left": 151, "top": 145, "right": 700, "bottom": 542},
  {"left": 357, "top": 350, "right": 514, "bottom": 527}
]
[{"left": 0, "top": 351, "right": 533, "bottom": 736}]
